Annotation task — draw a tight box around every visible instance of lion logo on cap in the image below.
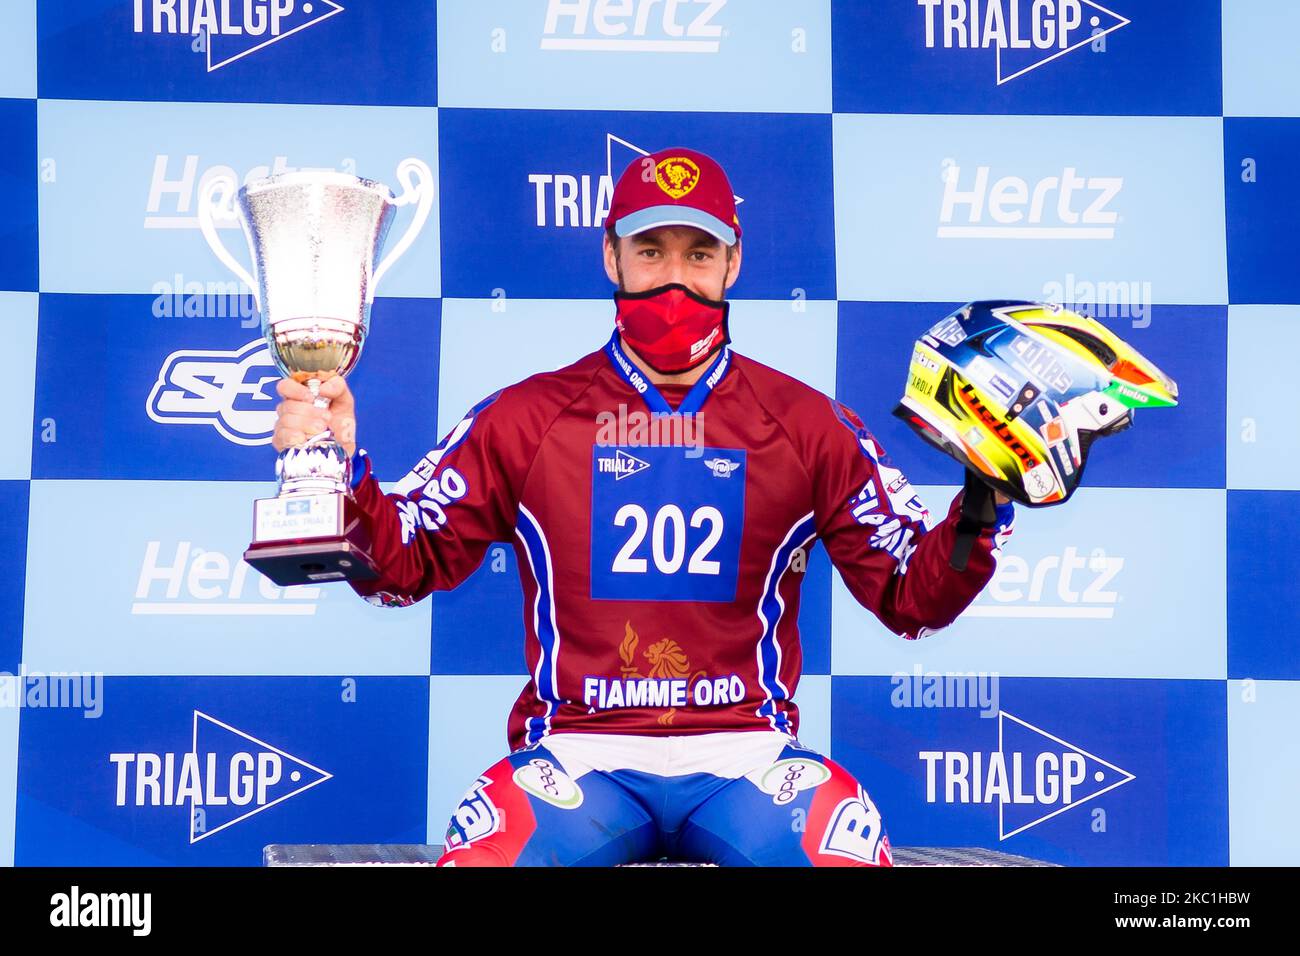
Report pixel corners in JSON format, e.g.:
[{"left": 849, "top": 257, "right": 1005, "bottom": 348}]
[{"left": 655, "top": 156, "right": 701, "bottom": 199}]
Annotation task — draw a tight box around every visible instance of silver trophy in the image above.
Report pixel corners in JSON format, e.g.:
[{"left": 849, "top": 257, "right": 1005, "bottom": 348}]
[{"left": 198, "top": 159, "right": 433, "bottom": 586}]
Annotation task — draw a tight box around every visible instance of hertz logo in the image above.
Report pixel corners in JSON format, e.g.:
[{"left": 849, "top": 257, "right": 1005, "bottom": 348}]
[{"left": 541, "top": 0, "right": 726, "bottom": 53}]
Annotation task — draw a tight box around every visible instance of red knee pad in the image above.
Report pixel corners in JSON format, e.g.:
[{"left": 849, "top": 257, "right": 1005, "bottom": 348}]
[
  {"left": 437, "top": 756, "right": 538, "bottom": 867},
  {"left": 801, "top": 758, "right": 893, "bottom": 867}
]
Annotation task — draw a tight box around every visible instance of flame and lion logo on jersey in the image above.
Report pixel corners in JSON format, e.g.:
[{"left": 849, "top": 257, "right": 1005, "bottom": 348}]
[
  {"left": 582, "top": 620, "right": 747, "bottom": 721},
  {"left": 619, "top": 621, "right": 709, "bottom": 726}
]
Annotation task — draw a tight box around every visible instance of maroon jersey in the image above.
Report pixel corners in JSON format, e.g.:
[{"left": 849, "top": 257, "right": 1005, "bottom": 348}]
[{"left": 347, "top": 334, "right": 1014, "bottom": 751}]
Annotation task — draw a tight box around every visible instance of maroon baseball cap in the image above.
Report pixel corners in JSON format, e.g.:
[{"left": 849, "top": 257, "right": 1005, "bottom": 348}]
[{"left": 606, "top": 147, "right": 741, "bottom": 246}]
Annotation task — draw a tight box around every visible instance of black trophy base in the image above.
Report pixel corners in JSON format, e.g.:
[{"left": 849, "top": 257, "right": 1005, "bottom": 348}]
[{"left": 244, "top": 537, "right": 381, "bottom": 587}]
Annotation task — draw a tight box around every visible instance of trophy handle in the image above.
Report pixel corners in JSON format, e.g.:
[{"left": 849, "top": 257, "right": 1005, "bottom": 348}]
[
  {"left": 371, "top": 157, "right": 434, "bottom": 294},
  {"left": 198, "top": 174, "right": 260, "bottom": 307}
]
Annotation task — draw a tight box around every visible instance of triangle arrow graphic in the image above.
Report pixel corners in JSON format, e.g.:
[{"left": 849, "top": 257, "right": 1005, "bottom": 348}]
[
  {"left": 995, "top": 0, "right": 1130, "bottom": 85},
  {"left": 188, "top": 710, "right": 333, "bottom": 844},
  {"left": 206, "top": 1, "right": 345, "bottom": 72},
  {"left": 996, "top": 710, "right": 1135, "bottom": 840}
]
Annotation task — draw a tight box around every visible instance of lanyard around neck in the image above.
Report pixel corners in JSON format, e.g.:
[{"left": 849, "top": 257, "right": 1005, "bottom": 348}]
[{"left": 604, "top": 332, "right": 732, "bottom": 416}]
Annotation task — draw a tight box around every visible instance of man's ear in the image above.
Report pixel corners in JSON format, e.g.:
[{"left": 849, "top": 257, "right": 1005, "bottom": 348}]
[
  {"left": 603, "top": 231, "right": 620, "bottom": 286},
  {"left": 723, "top": 239, "right": 742, "bottom": 291}
]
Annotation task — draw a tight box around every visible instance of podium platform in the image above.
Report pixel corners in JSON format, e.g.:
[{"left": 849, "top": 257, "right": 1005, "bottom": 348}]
[{"left": 263, "top": 844, "right": 1059, "bottom": 867}]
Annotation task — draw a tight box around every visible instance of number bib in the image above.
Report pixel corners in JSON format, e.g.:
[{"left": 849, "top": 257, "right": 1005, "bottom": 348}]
[{"left": 590, "top": 446, "right": 747, "bottom": 602}]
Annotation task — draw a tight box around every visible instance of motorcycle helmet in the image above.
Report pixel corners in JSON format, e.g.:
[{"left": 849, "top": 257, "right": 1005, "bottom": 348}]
[{"left": 893, "top": 300, "right": 1178, "bottom": 507}]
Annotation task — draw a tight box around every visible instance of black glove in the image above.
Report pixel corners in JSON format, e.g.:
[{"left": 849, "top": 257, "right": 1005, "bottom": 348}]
[{"left": 949, "top": 469, "right": 999, "bottom": 572}]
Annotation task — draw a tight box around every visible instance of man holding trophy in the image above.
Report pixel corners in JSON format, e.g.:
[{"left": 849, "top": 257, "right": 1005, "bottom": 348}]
[{"left": 221, "top": 147, "right": 1174, "bottom": 866}]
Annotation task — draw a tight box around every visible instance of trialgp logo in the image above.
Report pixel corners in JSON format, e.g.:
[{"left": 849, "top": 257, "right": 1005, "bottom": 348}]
[
  {"left": 132, "top": 0, "right": 344, "bottom": 72},
  {"left": 147, "top": 339, "right": 278, "bottom": 445},
  {"left": 938, "top": 162, "right": 1123, "bottom": 240},
  {"left": 529, "top": 133, "right": 743, "bottom": 230},
  {"left": 920, "top": 710, "right": 1135, "bottom": 839},
  {"left": 541, "top": 0, "right": 726, "bottom": 53},
  {"left": 917, "top": 0, "right": 1130, "bottom": 85},
  {"left": 967, "top": 546, "right": 1122, "bottom": 619},
  {"left": 110, "top": 710, "right": 331, "bottom": 843}
]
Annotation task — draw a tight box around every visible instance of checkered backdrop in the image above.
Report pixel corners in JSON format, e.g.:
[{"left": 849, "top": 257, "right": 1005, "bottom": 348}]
[{"left": 0, "top": 0, "right": 1295, "bottom": 866}]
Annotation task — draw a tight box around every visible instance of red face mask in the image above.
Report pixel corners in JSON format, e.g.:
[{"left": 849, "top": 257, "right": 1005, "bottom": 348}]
[{"left": 613, "top": 282, "right": 730, "bottom": 375}]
